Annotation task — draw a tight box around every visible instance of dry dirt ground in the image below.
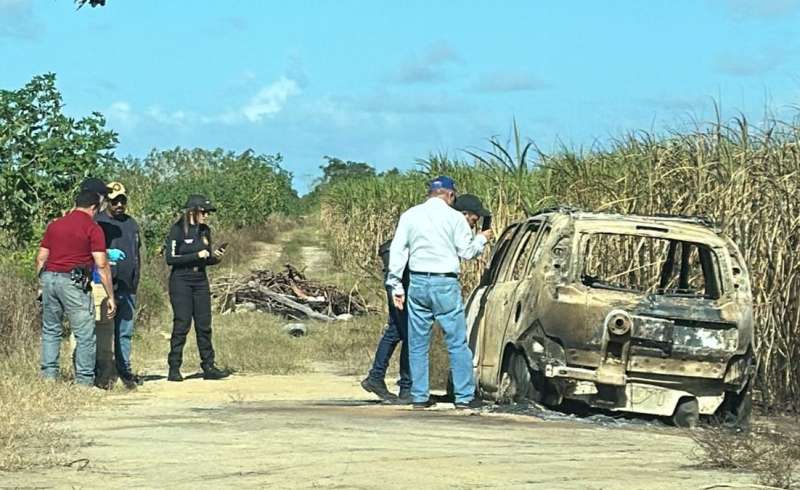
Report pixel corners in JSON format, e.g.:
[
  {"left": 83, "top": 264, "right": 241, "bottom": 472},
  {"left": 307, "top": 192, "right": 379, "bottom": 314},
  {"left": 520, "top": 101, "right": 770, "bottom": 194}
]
[
  {"left": 0, "top": 370, "right": 756, "bottom": 489},
  {"left": 0, "top": 226, "right": 759, "bottom": 489}
]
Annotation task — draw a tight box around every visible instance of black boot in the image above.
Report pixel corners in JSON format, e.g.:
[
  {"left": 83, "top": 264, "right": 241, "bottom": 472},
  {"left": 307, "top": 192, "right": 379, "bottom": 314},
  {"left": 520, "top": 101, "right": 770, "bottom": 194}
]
[
  {"left": 361, "top": 377, "right": 397, "bottom": 401},
  {"left": 168, "top": 367, "right": 183, "bottom": 382},
  {"left": 396, "top": 387, "right": 412, "bottom": 404},
  {"left": 203, "top": 365, "right": 230, "bottom": 380}
]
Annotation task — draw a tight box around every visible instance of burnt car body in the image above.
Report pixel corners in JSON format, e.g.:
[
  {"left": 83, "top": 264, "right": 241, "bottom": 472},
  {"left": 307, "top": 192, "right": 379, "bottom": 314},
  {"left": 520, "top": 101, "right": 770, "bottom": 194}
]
[{"left": 466, "top": 208, "right": 754, "bottom": 426}]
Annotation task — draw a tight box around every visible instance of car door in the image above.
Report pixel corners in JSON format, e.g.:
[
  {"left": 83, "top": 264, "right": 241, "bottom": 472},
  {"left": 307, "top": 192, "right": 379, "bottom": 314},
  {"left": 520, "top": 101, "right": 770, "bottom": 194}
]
[
  {"left": 476, "top": 221, "right": 544, "bottom": 389},
  {"left": 465, "top": 223, "right": 520, "bottom": 371},
  {"left": 504, "top": 223, "right": 552, "bottom": 343}
]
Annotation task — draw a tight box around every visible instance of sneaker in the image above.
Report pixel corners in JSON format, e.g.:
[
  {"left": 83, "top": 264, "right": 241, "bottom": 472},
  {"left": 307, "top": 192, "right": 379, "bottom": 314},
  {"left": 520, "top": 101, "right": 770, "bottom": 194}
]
[
  {"left": 360, "top": 378, "right": 397, "bottom": 401},
  {"left": 202, "top": 365, "right": 231, "bottom": 380},
  {"left": 167, "top": 368, "right": 183, "bottom": 382},
  {"left": 412, "top": 399, "right": 436, "bottom": 410},
  {"left": 454, "top": 399, "right": 485, "bottom": 410}
]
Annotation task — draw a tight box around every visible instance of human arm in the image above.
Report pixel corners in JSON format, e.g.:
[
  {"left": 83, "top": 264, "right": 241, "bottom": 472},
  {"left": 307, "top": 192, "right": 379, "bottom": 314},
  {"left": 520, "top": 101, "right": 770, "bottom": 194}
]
[
  {"left": 92, "top": 251, "right": 116, "bottom": 316},
  {"left": 386, "top": 215, "right": 411, "bottom": 309},
  {"left": 35, "top": 247, "right": 49, "bottom": 277},
  {"left": 204, "top": 227, "right": 223, "bottom": 266},
  {"left": 89, "top": 224, "right": 115, "bottom": 314},
  {"left": 452, "top": 212, "right": 491, "bottom": 260},
  {"left": 164, "top": 225, "right": 207, "bottom": 266}
]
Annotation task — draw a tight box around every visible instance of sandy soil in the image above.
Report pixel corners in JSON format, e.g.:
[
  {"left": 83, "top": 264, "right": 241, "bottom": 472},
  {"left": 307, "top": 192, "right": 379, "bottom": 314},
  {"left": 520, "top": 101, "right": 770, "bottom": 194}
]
[{"left": 0, "top": 370, "right": 755, "bottom": 489}]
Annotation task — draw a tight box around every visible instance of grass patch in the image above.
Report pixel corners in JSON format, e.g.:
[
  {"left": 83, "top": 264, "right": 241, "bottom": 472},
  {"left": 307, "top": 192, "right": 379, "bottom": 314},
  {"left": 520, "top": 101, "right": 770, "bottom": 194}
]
[
  {"left": 690, "top": 421, "right": 800, "bottom": 488},
  {"left": 132, "top": 309, "right": 451, "bottom": 390},
  {"left": 0, "top": 344, "right": 103, "bottom": 471}
]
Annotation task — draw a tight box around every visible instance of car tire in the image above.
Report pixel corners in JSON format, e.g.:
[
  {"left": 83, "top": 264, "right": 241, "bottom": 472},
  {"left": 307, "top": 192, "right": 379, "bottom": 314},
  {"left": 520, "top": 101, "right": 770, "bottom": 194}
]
[
  {"left": 497, "top": 349, "right": 537, "bottom": 404},
  {"left": 718, "top": 381, "right": 752, "bottom": 429},
  {"left": 672, "top": 397, "right": 700, "bottom": 428}
]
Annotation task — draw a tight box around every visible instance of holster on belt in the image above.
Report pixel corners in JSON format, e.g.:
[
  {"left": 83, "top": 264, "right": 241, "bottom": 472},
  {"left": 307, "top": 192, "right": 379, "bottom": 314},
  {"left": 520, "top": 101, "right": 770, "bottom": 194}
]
[{"left": 70, "top": 267, "right": 92, "bottom": 292}]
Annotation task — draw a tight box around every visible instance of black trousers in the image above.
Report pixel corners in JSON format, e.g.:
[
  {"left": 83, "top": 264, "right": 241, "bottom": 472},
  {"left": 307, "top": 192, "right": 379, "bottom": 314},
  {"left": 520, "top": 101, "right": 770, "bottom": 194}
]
[{"left": 167, "top": 270, "right": 215, "bottom": 370}]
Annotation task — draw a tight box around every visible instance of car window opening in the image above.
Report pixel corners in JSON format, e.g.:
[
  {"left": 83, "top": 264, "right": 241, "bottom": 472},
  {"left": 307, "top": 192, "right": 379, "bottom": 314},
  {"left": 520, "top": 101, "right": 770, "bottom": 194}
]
[{"left": 581, "top": 233, "right": 722, "bottom": 299}]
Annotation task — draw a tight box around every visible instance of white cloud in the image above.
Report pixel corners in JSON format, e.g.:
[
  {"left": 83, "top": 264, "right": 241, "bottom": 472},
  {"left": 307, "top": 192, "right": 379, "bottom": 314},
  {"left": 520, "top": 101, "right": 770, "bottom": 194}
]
[
  {"left": 241, "top": 76, "right": 301, "bottom": 122},
  {"left": 474, "top": 72, "right": 550, "bottom": 93},
  {"left": 0, "top": 0, "right": 42, "bottom": 40},
  {"left": 103, "top": 76, "right": 302, "bottom": 130},
  {"left": 107, "top": 101, "right": 137, "bottom": 127},
  {"left": 716, "top": 0, "right": 800, "bottom": 19},
  {"left": 389, "top": 40, "right": 461, "bottom": 84},
  {"left": 714, "top": 47, "right": 794, "bottom": 76},
  {"left": 145, "top": 106, "right": 188, "bottom": 126}
]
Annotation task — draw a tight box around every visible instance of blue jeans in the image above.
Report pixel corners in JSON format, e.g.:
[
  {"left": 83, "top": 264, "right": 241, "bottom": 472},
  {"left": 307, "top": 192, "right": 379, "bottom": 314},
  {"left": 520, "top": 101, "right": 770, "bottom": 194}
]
[
  {"left": 407, "top": 275, "right": 475, "bottom": 404},
  {"left": 367, "top": 286, "right": 411, "bottom": 391},
  {"left": 114, "top": 292, "right": 136, "bottom": 377},
  {"left": 40, "top": 272, "right": 96, "bottom": 385}
]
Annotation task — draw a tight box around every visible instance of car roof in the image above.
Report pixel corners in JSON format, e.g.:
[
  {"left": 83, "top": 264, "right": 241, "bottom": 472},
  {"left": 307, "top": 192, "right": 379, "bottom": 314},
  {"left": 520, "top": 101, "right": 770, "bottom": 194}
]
[{"left": 521, "top": 208, "right": 726, "bottom": 242}]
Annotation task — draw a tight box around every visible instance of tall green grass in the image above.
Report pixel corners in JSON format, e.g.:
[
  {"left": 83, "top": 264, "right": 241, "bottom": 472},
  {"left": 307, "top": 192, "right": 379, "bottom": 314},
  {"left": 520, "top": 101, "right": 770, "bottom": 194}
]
[{"left": 320, "top": 116, "right": 800, "bottom": 410}]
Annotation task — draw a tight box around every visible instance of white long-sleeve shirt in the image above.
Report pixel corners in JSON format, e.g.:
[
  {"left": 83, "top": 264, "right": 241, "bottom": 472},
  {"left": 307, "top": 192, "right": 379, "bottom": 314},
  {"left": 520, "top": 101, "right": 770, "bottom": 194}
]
[{"left": 386, "top": 197, "right": 487, "bottom": 295}]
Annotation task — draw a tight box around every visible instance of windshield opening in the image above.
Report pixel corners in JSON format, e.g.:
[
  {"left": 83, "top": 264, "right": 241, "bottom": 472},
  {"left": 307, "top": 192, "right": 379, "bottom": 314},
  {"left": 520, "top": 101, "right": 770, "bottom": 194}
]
[{"left": 580, "top": 233, "right": 722, "bottom": 299}]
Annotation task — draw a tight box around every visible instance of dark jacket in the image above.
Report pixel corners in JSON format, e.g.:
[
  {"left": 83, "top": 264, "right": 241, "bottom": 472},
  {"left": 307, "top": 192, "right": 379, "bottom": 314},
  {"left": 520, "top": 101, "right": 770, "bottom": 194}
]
[
  {"left": 164, "top": 220, "right": 220, "bottom": 270},
  {"left": 379, "top": 238, "right": 409, "bottom": 288},
  {"left": 96, "top": 213, "right": 141, "bottom": 293}
]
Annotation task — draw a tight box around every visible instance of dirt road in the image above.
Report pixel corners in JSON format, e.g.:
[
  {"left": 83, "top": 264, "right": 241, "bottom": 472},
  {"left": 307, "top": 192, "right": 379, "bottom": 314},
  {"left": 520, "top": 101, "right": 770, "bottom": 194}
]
[{"left": 2, "top": 369, "right": 754, "bottom": 489}]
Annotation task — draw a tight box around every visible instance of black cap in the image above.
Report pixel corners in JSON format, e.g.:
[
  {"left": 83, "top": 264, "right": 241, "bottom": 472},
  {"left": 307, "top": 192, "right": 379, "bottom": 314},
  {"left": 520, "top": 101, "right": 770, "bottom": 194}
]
[
  {"left": 80, "top": 177, "right": 109, "bottom": 196},
  {"left": 454, "top": 194, "right": 490, "bottom": 217},
  {"left": 184, "top": 194, "right": 216, "bottom": 212}
]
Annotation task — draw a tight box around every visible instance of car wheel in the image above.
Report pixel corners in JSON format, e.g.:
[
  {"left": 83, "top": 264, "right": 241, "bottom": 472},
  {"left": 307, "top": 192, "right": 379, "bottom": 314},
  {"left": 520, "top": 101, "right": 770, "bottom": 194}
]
[
  {"left": 718, "top": 382, "right": 752, "bottom": 429},
  {"left": 672, "top": 397, "right": 700, "bottom": 428},
  {"left": 497, "top": 349, "right": 538, "bottom": 404}
]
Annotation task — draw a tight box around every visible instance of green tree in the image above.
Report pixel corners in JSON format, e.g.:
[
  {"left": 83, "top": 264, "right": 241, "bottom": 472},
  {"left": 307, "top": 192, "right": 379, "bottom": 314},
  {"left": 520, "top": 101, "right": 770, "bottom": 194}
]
[
  {"left": 0, "top": 73, "right": 118, "bottom": 246},
  {"left": 317, "top": 156, "right": 375, "bottom": 186},
  {"left": 116, "top": 147, "right": 298, "bottom": 249}
]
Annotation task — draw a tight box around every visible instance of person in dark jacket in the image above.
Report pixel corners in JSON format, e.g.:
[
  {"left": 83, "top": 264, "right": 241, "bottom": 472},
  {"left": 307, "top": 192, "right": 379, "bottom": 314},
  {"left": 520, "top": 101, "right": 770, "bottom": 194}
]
[
  {"left": 361, "top": 239, "right": 411, "bottom": 402},
  {"left": 164, "top": 195, "right": 229, "bottom": 381},
  {"left": 95, "top": 181, "right": 142, "bottom": 389}
]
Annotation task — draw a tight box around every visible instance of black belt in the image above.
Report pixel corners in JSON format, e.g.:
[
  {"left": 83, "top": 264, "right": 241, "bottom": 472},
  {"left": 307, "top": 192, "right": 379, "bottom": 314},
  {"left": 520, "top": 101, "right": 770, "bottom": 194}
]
[
  {"left": 173, "top": 266, "right": 205, "bottom": 273},
  {"left": 410, "top": 270, "right": 459, "bottom": 278}
]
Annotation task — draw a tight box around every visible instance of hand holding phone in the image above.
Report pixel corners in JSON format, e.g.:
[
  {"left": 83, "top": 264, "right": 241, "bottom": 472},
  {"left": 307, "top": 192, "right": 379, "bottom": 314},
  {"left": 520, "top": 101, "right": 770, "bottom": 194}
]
[
  {"left": 481, "top": 215, "right": 493, "bottom": 231},
  {"left": 214, "top": 242, "right": 229, "bottom": 258}
]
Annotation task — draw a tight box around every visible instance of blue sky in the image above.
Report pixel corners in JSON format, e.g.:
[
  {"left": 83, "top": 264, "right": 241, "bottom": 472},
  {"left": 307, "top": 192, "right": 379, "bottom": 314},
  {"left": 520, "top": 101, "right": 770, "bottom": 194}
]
[{"left": 1, "top": 0, "right": 799, "bottom": 193}]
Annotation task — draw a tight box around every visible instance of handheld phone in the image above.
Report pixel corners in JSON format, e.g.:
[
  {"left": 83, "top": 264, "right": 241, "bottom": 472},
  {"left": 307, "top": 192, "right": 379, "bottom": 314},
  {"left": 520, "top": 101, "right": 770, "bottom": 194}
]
[{"left": 481, "top": 215, "right": 493, "bottom": 231}]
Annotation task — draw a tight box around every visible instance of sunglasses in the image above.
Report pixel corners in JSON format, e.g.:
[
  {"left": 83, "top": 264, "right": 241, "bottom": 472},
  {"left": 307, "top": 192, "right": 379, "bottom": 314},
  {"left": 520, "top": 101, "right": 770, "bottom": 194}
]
[{"left": 110, "top": 197, "right": 127, "bottom": 206}]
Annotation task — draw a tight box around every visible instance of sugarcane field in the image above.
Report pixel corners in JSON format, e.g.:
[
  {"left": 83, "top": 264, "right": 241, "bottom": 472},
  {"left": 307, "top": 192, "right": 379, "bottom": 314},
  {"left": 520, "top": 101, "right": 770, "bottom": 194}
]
[{"left": 2, "top": 1, "right": 800, "bottom": 489}]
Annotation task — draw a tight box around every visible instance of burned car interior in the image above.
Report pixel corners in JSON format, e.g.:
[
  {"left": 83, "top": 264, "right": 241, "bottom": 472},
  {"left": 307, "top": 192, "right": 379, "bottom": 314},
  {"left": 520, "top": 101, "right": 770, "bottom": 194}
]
[
  {"left": 466, "top": 208, "right": 753, "bottom": 428},
  {"left": 580, "top": 233, "right": 723, "bottom": 300}
]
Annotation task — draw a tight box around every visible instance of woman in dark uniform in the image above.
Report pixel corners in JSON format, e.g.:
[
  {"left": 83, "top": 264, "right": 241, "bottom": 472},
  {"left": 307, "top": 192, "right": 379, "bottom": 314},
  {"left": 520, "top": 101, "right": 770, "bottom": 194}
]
[{"left": 165, "top": 194, "right": 229, "bottom": 381}]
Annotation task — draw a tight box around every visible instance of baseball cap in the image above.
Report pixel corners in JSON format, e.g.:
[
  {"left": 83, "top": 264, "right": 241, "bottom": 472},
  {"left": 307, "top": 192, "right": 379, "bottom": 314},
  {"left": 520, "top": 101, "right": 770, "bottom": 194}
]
[
  {"left": 454, "top": 194, "right": 490, "bottom": 217},
  {"left": 107, "top": 181, "right": 127, "bottom": 200},
  {"left": 428, "top": 175, "right": 456, "bottom": 192},
  {"left": 184, "top": 194, "right": 217, "bottom": 212},
  {"left": 80, "top": 177, "right": 109, "bottom": 196}
]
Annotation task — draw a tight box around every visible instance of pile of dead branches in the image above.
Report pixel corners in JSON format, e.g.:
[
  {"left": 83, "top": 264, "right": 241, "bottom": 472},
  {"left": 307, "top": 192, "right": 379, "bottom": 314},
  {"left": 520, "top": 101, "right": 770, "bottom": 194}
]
[{"left": 213, "top": 265, "right": 370, "bottom": 321}]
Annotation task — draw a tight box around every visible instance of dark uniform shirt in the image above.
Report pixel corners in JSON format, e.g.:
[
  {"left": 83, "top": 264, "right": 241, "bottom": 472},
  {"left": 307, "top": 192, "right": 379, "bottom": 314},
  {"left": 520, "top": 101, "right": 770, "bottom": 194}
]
[
  {"left": 165, "top": 220, "right": 220, "bottom": 269},
  {"left": 379, "top": 238, "right": 409, "bottom": 289},
  {"left": 96, "top": 213, "right": 141, "bottom": 293}
]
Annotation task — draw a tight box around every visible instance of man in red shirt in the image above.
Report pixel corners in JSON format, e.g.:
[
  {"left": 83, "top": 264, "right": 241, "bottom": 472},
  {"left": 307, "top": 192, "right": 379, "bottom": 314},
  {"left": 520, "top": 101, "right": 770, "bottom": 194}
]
[{"left": 36, "top": 190, "right": 117, "bottom": 386}]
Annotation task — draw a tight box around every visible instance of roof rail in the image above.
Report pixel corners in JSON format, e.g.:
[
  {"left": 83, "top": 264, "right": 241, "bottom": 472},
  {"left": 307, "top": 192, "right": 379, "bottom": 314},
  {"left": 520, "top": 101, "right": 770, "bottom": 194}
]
[
  {"left": 651, "top": 213, "right": 716, "bottom": 228},
  {"left": 529, "top": 205, "right": 580, "bottom": 217}
]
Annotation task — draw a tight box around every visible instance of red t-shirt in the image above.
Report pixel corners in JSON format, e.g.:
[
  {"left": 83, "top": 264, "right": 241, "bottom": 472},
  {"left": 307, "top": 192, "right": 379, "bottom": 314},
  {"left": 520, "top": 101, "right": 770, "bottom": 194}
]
[{"left": 40, "top": 210, "right": 106, "bottom": 273}]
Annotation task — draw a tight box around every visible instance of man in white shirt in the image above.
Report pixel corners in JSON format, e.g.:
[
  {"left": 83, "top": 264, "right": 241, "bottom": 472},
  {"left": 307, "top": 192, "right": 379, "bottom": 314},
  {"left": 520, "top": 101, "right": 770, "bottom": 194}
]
[{"left": 386, "top": 176, "right": 493, "bottom": 409}]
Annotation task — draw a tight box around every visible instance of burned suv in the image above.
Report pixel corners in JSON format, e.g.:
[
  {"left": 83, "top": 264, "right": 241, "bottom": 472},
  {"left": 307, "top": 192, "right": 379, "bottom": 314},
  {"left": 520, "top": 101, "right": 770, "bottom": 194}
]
[{"left": 465, "top": 208, "right": 753, "bottom": 426}]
